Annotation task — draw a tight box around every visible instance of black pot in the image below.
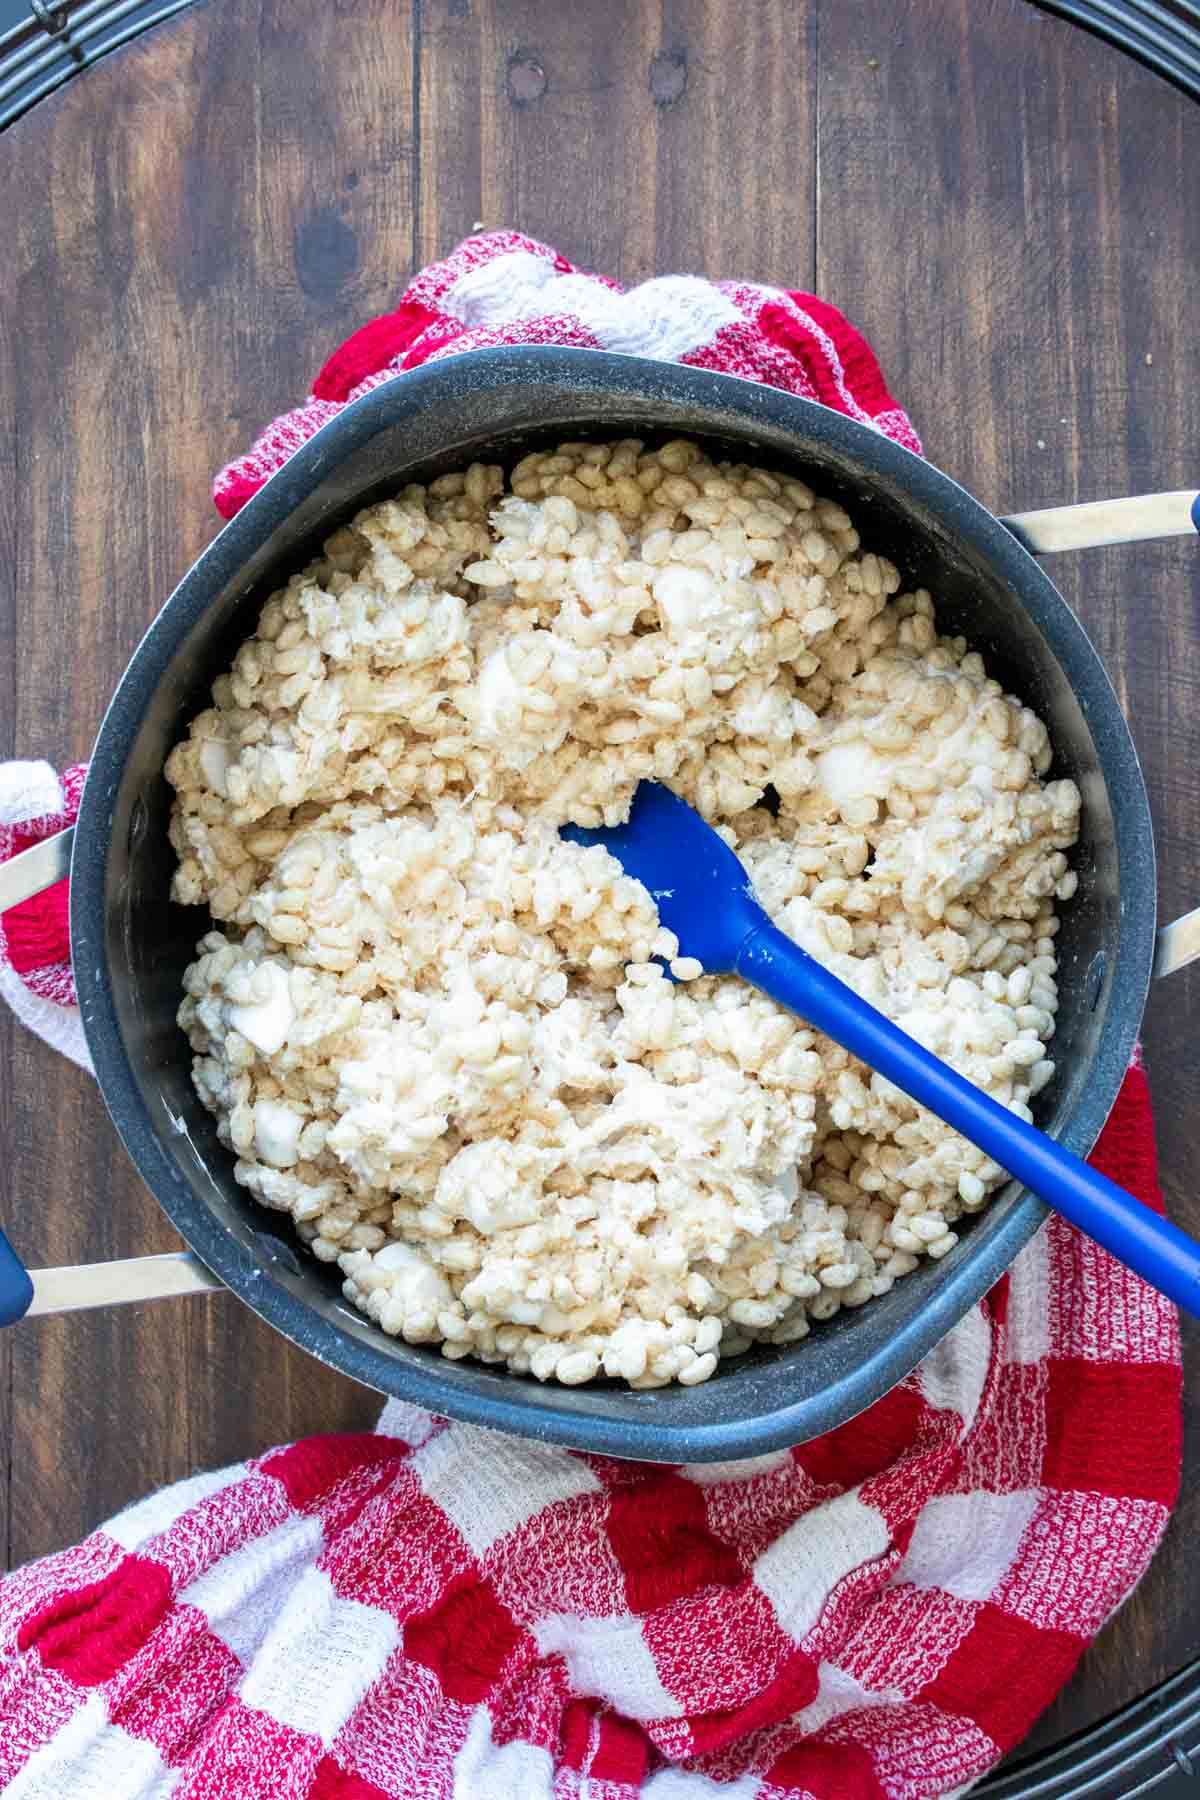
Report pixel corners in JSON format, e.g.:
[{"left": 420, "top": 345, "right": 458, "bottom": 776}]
[{"left": 6, "top": 348, "right": 1195, "bottom": 1460}]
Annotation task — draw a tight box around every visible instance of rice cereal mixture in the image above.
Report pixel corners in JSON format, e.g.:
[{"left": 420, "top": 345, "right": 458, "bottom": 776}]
[{"left": 166, "top": 438, "right": 1080, "bottom": 1389}]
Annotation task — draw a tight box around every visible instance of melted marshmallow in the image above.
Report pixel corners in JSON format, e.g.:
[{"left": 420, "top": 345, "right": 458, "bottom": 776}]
[{"left": 228, "top": 961, "right": 294, "bottom": 1055}]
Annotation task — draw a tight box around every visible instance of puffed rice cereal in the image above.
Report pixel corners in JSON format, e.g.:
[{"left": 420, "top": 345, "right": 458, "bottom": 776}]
[{"left": 166, "top": 438, "right": 1080, "bottom": 1389}]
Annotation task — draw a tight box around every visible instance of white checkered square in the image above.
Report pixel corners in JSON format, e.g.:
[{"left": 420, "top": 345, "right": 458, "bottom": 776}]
[
  {"left": 898, "top": 1490, "right": 1040, "bottom": 1602},
  {"left": 683, "top": 1451, "right": 792, "bottom": 1486},
  {"left": 533, "top": 1613, "right": 681, "bottom": 1720},
  {"left": 105, "top": 1465, "right": 247, "bottom": 1553},
  {"left": 754, "top": 1490, "right": 890, "bottom": 1643},
  {"left": 444, "top": 253, "right": 742, "bottom": 361},
  {"left": 1006, "top": 1229, "right": 1052, "bottom": 1365},
  {"left": 451, "top": 1705, "right": 554, "bottom": 1799},
  {"left": 412, "top": 1424, "right": 600, "bottom": 1558},
  {"left": 4, "top": 1692, "right": 178, "bottom": 1798},
  {"left": 375, "top": 1399, "right": 437, "bottom": 1448},
  {"left": 918, "top": 1305, "right": 991, "bottom": 1423},
  {"left": 239, "top": 1566, "right": 398, "bottom": 1744},
  {"left": 792, "top": 1659, "right": 901, "bottom": 1734},
  {"left": 644, "top": 1773, "right": 761, "bottom": 1797},
  {"left": 180, "top": 1515, "right": 324, "bottom": 1668}
]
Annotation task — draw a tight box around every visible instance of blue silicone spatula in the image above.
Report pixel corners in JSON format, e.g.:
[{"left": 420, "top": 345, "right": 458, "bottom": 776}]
[{"left": 563, "top": 780, "right": 1200, "bottom": 1316}]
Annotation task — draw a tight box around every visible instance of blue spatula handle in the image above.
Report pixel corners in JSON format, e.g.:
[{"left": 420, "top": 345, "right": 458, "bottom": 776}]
[
  {"left": 0, "top": 1229, "right": 34, "bottom": 1325},
  {"left": 737, "top": 918, "right": 1200, "bottom": 1316}
]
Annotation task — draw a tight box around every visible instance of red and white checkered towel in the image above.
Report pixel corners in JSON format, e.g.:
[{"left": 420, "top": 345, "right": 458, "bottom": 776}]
[{"left": 0, "top": 232, "right": 1182, "bottom": 1799}]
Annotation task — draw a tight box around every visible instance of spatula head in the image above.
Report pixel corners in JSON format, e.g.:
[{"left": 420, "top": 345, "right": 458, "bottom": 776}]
[{"left": 560, "top": 781, "right": 764, "bottom": 974}]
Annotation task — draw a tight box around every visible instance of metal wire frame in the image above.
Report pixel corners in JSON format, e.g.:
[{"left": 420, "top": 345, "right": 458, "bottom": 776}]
[
  {"left": 1040, "top": 0, "right": 1200, "bottom": 95},
  {"left": 0, "top": 0, "right": 1199, "bottom": 131},
  {"left": 0, "top": 0, "right": 195, "bottom": 128}
]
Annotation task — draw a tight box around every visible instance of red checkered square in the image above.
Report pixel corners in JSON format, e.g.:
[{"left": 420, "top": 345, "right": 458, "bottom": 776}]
[
  {"left": 171, "top": 1695, "right": 324, "bottom": 1799},
  {"left": 310, "top": 1752, "right": 392, "bottom": 1799},
  {"left": 559, "top": 1696, "right": 650, "bottom": 1786},
  {"left": 765, "top": 1731, "right": 886, "bottom": 1799},
  {"left": 1042, "top": 1357, "right": 1181, "bottom": 1503},
  {"left": 991, "top": 1489, "right": 1171, "bottom": 1635},
  {"left": 0, "top": 1659, "right": 81, "bottom": 1790},
  {"left": 320, "top": 1462, "right": 473, "bottom": 1623},
  {"left": 261, "top": 1436, "right": 406, "bottom": 1518},
  {"left": 328, "top": 1645, "right": 467, "bottom": 1799},
  {"left": 606, "top": 1470, "right": 743, "bottom": 1615},
  {"left": 17, "top": 1551, "right": 173, "bottom": 1686},
  {"left": 0, "top": 1531, "right": 126, "bottom": 1653},
  {"left": 486, "top": 1496, "right": 628, "bottom": 1626},
  {"left": 917, "top": 1602, "right": 1084, "bottom": 1747},
  {"left": 954, "top": 1360, "right": 1048, "bottom": 1495},
  {"left": 403, "top": 1569, "right": 530, "bottom": 1706},
  {"left": 641, "top": 1580, "right": 799, "bottom": 1724},
  {"left": 793, "top": 1382, "right": 930, "bottom": 1494},
  {"left": 104, "top": 1604, "right": 242, "bottom": 1766},
  {"left": 835, "top": 1584, "right": 978, "bottom": 1698},
  {"left": 689, "top": 1648, "right": 822, "bottom": 1758}
]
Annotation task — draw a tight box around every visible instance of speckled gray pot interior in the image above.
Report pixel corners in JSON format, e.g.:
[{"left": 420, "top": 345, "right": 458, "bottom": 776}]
[{"left": 70, "top": 348, "right": 1154, "bottom": 1461}]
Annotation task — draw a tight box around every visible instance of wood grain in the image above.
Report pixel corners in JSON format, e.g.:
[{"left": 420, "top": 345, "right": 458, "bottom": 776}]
[
  {"left": 0, "top": 0, "right": 1197, "bottom": 1757},
  {"left": 0, "top": 0, "right": 405, "bottom": 1565},
  {"left": 415, "top": 0, "right": 815, "bottom": 284}
]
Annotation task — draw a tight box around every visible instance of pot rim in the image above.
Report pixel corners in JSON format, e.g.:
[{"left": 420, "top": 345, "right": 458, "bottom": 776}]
[{"left": 69, "top": 346, "right": 1155, "bottom": 1460}]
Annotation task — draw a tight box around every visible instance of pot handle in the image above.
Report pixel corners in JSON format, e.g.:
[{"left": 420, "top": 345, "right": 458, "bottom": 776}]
[
  {"left": 1000, "top": 485, "right": 1200, "bottom": 974},
  {"left": 0, "top": 824, "right": 73, "bottom": 912},
  {"left": 1000, "top": 489, "right": 1199, "bottom": 554},
  {"left": 25, "top": 1252, "right": 223, "bottom": 1314},
  {"left": 1, "top": 828, "right": 226, "bottom": 1319}
]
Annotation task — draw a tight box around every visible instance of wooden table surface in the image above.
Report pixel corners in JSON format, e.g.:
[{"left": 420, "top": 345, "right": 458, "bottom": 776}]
[{"left": 1, "top": 0, "right": 1197, "bottom": 1761}]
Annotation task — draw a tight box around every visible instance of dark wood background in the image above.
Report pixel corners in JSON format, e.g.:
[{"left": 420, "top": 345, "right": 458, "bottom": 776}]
[{"left": 0, "top": 0, "right": 1196, "bottom": 1758}]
